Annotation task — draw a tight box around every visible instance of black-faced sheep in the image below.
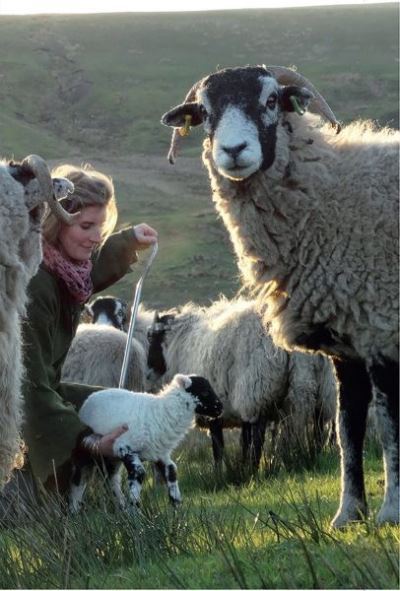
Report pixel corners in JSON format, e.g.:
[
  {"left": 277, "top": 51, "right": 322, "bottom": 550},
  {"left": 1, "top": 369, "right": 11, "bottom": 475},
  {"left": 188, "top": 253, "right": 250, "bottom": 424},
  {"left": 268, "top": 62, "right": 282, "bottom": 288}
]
[
  {"left": 161, "top": 65, "right": 399, "bottom": 527},
  {"left": 0, "top": 155, "right": 75, "bottom": 487},
  {"left": 69, "top": 374, "right": 222, "bottom": 511},
  {"left": 84, "top": 295, "right": 128, "bottom": 330},
  {"left": 147, "top": 297, "right": 337, "bottom": 472}
]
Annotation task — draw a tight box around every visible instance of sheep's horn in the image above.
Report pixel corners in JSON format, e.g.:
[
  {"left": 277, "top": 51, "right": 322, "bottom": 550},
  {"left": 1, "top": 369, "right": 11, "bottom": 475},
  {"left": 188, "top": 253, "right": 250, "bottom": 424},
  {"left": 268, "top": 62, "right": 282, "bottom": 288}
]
[
  {"left": 22, "top": 155, "right": 78, "bottom": 224},
  {"left": 167, "top": 78, "right": 205, "bottom": 164},
  {"left": 265, "top": 65, "right": 341, "bottom": 133}
]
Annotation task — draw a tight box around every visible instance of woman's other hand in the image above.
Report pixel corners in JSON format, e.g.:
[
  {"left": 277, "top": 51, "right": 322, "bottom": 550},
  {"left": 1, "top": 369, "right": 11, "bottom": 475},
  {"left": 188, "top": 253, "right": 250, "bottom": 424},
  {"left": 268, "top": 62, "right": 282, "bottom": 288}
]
[{"left": 132, "top": 223, "right": 158, "bottom": 250}]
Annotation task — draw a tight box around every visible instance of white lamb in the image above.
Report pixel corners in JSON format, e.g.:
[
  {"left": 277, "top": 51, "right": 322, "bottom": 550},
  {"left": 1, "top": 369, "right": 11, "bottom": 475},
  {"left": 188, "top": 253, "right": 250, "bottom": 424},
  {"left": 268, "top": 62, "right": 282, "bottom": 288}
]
[{"left": 69, "top": 374, "right": 222, "bottom": 511}]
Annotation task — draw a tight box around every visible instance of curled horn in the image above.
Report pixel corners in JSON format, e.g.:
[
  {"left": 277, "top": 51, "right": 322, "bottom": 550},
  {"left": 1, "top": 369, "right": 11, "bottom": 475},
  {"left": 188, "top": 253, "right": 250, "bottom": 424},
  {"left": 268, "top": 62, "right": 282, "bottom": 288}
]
[
  {"left": 21, "top": 154, "right": 79, "bottom": 225},
  {"left": 167, "top": 78, "right": 205, "bottom": 164},
  {"left": 265, "top": 65, "right": 341, "bottom": 133}
]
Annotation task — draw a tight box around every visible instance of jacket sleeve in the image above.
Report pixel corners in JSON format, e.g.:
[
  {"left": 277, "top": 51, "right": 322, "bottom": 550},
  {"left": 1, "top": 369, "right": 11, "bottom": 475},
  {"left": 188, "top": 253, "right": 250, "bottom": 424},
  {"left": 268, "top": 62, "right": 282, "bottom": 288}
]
[
  {"left": 21, "top": 277, "right": 89, "bottom": 484},
  {"left": 91, "top": 227, "right": 140, "bottom": 293}
]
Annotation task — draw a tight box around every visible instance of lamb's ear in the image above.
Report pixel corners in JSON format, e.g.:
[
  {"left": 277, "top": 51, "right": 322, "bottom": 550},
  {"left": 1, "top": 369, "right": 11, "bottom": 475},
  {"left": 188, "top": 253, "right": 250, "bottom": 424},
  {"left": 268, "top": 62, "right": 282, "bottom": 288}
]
[
  {"left": 173, "top": 374, "right": 193, "bottom": 390},
  {"left": 280, "top": 86, "right": 314, "bottom": 114},
  {"left": 161, "top": 102, "right": 203, "bottom": 128}
]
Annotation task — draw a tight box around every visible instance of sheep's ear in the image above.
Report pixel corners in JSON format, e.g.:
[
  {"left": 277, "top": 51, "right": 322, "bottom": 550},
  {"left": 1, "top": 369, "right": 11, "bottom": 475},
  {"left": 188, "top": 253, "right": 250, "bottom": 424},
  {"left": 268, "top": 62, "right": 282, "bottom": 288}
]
[
  {"left": 173, "top": 374, "right": 193, "bottom": 390},
  {"left": 84, "top": 303, "right": 94, "bottom": 319},
  {"left": 161, "top": 102, "right": 203, "bottom": 127},
  {"left": 280, "top": 86, "right": 314, "bottom": 114}
]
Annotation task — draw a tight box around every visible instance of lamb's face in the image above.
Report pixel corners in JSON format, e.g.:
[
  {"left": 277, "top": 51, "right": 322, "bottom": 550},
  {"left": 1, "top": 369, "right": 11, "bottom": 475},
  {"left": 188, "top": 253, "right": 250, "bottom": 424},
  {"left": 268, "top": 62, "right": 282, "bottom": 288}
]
[
  {"left": 162, "top": 66, "right": 313, "bottom": 181},
  {"left": 184, "top": 375, "right": 223, "bottom": 418}
]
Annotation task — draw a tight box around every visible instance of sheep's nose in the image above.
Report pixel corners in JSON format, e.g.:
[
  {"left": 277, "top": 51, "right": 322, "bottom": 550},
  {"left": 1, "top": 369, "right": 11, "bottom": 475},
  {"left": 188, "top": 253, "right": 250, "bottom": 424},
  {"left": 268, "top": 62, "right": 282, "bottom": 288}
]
[{"left": 222, "top": 142, "right": 248, "bottom": 159}]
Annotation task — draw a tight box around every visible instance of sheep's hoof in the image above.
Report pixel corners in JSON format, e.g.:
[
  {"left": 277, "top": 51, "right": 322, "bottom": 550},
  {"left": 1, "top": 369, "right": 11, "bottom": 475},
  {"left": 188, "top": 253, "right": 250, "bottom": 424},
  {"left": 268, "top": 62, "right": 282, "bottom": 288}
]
[
  {"left": 376, "top": 502, "right": 400, "bottom": 526},
  {"left": 331, "top": 505, "right": 368, "bottom": 529}
]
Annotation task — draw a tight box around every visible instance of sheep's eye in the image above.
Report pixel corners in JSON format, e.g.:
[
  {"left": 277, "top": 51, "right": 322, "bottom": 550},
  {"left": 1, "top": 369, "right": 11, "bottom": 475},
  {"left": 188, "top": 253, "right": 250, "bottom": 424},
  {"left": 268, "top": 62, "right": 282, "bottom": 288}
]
[
  {"left": 266, "top": 94, "right": 278, "bottom": 110},
  {"left": 199, "top": 104, "right": 208, "bottom": 120}
]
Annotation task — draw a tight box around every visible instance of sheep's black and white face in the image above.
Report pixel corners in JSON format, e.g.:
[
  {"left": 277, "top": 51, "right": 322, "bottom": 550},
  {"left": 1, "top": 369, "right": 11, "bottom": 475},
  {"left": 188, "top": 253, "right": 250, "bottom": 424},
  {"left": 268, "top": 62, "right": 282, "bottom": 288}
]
[
  {"left": 162, "top": 66, "right": 313, "bottom": 181},
  {"left": 185, "top": 375, "right": 223, "bottom": 418},
  {"left": 88, "top": 296, "right": 128, "bottom": 330}
]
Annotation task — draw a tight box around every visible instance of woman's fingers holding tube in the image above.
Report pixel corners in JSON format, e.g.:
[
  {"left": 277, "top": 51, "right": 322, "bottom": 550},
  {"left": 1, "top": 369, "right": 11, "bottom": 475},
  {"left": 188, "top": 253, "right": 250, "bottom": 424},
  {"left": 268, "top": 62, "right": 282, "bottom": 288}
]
[{"left": 132, "top": 223, "right": 158, "bottom": 249}]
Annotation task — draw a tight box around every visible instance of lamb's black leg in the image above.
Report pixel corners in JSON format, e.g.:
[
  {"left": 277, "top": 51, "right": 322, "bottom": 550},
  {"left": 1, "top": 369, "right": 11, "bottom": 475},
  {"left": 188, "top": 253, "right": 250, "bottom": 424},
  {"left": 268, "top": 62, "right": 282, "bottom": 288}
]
[
  {"left": 155, "top": 458, "right": 181, "bottom": 506},
  {"left": 118, "top": 446, "right": 145, "bottom": 508},
  {"left": 69, "top": 432, "right": 96, "bottom": 513},
  {"left": 331, "top": 357, "right": 372, "bottom": 528},
  {"left": 104, "top": 460, "right": 125, "bottom": 509},
  {"left": 369, "top": 358, "right": 399, "bottom": 525},
  {"left": 209, "top": 418, "right": 225, "bottom": 465}
]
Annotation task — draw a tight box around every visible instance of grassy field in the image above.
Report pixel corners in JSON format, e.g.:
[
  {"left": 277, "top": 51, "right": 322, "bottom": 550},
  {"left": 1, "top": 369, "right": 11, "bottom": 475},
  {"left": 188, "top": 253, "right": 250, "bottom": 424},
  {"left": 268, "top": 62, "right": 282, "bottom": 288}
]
[{"left": 0, "top": 438, "right": 398, "bottom": 589}]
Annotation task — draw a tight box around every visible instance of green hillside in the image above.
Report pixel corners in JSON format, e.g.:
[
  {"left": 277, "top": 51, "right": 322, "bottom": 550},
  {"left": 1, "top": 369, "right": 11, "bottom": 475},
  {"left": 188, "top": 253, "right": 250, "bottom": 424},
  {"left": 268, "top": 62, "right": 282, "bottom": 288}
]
[{"left": 1, "top": 4, "right": 398, "bottom": 306}]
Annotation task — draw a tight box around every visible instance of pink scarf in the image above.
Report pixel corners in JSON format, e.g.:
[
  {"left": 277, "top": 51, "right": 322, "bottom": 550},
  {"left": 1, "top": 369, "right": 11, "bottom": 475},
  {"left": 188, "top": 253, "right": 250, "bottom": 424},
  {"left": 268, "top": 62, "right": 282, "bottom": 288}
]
[{"left": 42, "top": 240, "right": 93, "bottom": 304}]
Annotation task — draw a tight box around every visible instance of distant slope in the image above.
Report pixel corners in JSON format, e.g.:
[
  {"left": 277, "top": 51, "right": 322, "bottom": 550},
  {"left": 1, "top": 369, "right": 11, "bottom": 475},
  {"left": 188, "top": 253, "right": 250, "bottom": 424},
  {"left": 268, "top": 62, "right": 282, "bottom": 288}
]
[
  {"left": 1, "top": 4, "right": 398, "bottom": 308},
  {"left": 0, "top": 4, "right": 398, "bottom": 160}
]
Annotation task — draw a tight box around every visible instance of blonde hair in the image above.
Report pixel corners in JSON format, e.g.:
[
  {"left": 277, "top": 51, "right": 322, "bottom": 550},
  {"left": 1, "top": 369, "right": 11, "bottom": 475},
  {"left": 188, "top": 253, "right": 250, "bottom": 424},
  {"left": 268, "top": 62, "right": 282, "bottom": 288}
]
[{"left": 42, "top": 164, "right": 118, "bottom": 245}]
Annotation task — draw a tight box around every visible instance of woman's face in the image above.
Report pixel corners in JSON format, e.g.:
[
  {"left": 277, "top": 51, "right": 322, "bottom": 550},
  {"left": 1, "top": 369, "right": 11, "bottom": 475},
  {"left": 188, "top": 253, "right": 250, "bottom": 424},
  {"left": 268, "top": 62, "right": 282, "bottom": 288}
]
[{"left": 58, "top": 204, "right": 107, "bottom": 262}]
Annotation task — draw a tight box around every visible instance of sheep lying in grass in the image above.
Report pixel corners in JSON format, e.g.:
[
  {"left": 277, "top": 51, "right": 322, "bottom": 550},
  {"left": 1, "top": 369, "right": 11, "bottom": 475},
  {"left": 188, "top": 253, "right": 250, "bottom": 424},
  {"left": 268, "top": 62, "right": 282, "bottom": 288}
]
[
  {"left": 147, "top": 297, "right": 337, "bottom": 472},
  {"left": 69, "top": 374, "right": 222, "bottom": 511},
  {"left": 162, "top": 65, "right": 399, "bottom": 527},
  {"left": 0, "top": 155, "right": 75, "bottom": 488}
]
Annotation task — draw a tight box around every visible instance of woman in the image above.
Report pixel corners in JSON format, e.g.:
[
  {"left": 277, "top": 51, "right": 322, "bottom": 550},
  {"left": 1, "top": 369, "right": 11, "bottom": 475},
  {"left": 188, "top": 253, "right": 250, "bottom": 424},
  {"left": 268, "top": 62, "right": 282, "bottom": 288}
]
[{"left": 19, "top": 163, "right": 157, "bottom": 498}]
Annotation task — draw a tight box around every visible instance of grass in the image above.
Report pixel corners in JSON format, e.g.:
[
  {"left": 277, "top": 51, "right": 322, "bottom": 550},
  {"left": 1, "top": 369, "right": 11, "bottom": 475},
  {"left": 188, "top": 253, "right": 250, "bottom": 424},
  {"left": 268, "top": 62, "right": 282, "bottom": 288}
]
[
  {"left": 0, "top": 4, "right": 398, "bottom": 161},
  {"left": 0, "top": 440, "right": 398, "bottom": 589}
]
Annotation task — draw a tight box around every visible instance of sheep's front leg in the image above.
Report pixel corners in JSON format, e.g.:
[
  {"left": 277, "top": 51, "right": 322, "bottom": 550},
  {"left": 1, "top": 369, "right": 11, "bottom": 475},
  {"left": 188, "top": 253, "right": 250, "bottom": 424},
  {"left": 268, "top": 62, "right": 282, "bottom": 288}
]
[
  {"left": 331, "top": 358, "right": 372, "bottom": 528},
  {"left": 154, "top": 459, "right": 181, "bottom": 506},
  {"left": 118, "top": 446, "right": 145, "bottom": 508},
  {"left": 369, "top": 359, "right": 399, "bottom": 525}
]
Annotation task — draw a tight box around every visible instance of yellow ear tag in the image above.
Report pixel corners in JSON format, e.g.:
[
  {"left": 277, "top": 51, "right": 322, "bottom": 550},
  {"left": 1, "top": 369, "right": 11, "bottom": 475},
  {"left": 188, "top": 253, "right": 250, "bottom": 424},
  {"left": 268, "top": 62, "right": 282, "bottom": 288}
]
[{"left": 179, "top": 114, "right": 192, "bottom": 137}]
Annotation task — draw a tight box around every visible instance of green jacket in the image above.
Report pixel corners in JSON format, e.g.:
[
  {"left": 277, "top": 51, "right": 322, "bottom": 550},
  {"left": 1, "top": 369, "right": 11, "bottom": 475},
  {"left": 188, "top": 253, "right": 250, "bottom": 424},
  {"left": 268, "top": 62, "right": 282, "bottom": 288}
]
[{"left": 21, "top": 228, "right": 139, "bottom": 491}]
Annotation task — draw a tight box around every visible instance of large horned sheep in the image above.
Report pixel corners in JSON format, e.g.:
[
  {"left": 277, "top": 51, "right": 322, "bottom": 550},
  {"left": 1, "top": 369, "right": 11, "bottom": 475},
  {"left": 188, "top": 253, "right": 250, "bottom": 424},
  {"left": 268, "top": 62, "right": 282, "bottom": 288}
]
[
  {"left": 161, "top": 65, "right": 399, "bottom": 527},
  {"left": 147, "top": 297, "right": 337, "bottom": 471},
  {"left": 0, "top": 155, "right": 75, "bottom": 488},
  {"left": 69, "top": 374, "right": 222, "bottom": 512}
]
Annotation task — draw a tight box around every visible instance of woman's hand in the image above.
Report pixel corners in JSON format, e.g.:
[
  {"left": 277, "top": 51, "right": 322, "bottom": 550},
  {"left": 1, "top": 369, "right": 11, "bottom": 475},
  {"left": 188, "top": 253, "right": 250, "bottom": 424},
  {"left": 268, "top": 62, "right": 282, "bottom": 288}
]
[
  {"left": 132, "top": 223, "right": 158, "bottom": 250},
  {"left": 82, "top": 424, "right": 129, "bottom": 458}
]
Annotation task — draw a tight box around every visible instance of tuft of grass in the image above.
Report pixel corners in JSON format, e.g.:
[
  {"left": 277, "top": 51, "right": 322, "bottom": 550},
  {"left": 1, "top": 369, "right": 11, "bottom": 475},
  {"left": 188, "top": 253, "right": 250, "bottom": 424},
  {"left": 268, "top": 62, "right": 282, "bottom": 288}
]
[{"left": 0, "top": 443, "right": 398, "bottom": 589}]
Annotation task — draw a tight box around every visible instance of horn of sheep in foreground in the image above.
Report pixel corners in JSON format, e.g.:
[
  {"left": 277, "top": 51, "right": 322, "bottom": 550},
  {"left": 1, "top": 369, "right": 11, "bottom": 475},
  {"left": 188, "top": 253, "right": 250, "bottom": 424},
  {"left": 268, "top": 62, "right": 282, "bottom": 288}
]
[
  {"left": 264, "top": 65, "right": 341, "bottom": 132},
  {"left": 21, "top": 154, "right": 79, "bottom": 225}
]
